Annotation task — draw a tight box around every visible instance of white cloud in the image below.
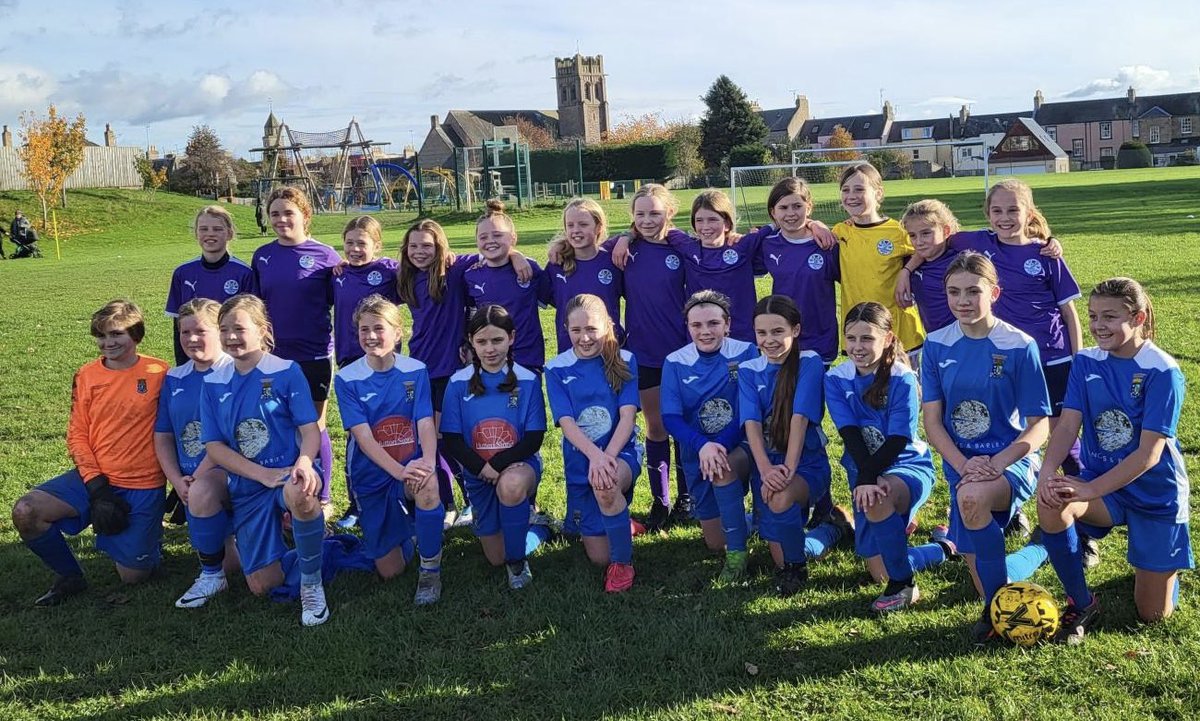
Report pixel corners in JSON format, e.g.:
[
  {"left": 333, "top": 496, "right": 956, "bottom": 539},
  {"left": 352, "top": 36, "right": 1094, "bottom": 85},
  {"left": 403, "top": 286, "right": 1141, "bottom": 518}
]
[
  {"left": 1062, "top": 65, "right": 1177, "bottom": 98},
  {"left": 0, "top": 63, "right": 57, "bottom": 117}
]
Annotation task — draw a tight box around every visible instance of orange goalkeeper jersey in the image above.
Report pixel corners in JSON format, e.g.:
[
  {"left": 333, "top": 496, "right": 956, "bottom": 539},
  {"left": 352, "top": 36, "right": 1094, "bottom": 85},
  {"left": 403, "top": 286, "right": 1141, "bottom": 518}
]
[{"left": 67, "top": 354, "right": 169, "bottom": 489}]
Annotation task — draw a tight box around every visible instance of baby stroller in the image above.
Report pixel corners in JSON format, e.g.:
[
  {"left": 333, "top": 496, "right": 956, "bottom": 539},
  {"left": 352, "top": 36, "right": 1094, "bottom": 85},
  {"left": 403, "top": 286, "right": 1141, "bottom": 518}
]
[{"left": 10, "top": 218, "right": 42, "bottom": 259}]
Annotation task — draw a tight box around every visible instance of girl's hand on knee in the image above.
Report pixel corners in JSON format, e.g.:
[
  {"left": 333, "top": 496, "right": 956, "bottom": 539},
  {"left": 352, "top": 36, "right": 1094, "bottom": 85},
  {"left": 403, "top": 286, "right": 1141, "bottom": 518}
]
[
  {"left": 1048, "top": 475, "right": 1096, "bottom": 503},
  {"left": 479, "top": 463, "right": 500, "bottom": 484},
  {"left": 854, "top": 484, "right": 885, "bottom": 512},
  {"left": 762, "top": 465, "right": 791, "bottom": 493},
  {"left": 172, "top": 475, "right": 193, "bottom": 505},
  {"left": 290, "top": 460, "right": 321, "bottom": 496}
]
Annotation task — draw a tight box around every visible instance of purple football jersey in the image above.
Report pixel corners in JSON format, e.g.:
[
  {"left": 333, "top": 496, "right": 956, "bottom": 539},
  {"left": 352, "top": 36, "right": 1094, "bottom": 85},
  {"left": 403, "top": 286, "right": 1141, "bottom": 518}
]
[
  {"left": 464, "top": 258, "right": 550, "bottom": 369},
  {"left": 543, "top": 249, "right": 624, "bottom": 354},
  {"left": 952, "top": 231, "right": 1081, "bottom": 364},
  {"left": 622, "top": 229, "right": 689, "bottom": 369},
  {"left": 909, "top": 242, "right": 966, "bottom": 335},
  {"left": 251, "top": 239, "right": 341, "bottom": 361},
  {"left": 670, "top": 233, "right": 760, "bottom": 343},
  {"left": 332, "top": 257, "right": 401, "bottom": 363},
  {"left": 753, "top": 228, "right": 840, "bottom": 363},
  {"left": 165, "top": 254, "right": 256, "bottom": 316},
  {"left": 405, "top": 255, "right": 477, "bottom": 380}
]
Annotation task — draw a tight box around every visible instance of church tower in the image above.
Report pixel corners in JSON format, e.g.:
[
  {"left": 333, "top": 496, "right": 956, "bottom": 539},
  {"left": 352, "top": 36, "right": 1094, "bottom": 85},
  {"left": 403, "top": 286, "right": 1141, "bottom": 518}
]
[{"left": 555, "top": 54, "right": 609, "bottom": 144}]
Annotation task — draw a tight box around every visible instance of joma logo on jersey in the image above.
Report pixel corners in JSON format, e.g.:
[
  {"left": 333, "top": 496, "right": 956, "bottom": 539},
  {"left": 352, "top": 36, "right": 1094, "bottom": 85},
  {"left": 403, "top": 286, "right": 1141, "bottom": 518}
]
[{"left": 990, "top": 354, "right": 1005, "bottom": 378}]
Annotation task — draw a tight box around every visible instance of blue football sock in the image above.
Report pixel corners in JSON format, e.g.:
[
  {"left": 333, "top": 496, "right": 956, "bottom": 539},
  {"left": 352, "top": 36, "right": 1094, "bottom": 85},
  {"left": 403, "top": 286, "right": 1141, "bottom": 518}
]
[
  {"left": 25, "top": 524, "right": 83, "bottom": 578},
  {"left": 318, "top": 429, "right": 334, "bottom": 504},
  {"left": 292, "top": 514, "right": 325, "bottom": 587},
  {"left": 713, "top": 482, "right": 748, "bottom": 552},
  {"left": 805, "top": 522, "right": 842, "bottom": 560},
  {"left": 1043, "top": 525, "right": 1093, "bottom": 608},
  {"left": 967, "top": 520, "right": 1007, "bottom": 606},
  {"left": 415, "top": 504, "right": 445, "bottom": 567},
  {"left": 186, "top": 508, "right": 230, "bottom": 574},
  {"left": 601, "top": 506, "right": 634, "bottom": 564},
  {"left": 874, "top": 512, "right": 915, "bottom": 584},
  {"left": 525, "top": 523, "right": 549, "bottom": 556},
  {"left": 772, "top": 502, "right": 809, "bottom": 564},
  {"left": 1005, "top": 539, "right": 1048, "bottom": 581},
  {"left": 1173, "top": 576, "right": 1181, "bottom": 608},
  {"left": 908, "top": 543, "right": 947, "bottom": 572},
  {"left": 499, "top": 498, "right": 531, "bottom": 564}
]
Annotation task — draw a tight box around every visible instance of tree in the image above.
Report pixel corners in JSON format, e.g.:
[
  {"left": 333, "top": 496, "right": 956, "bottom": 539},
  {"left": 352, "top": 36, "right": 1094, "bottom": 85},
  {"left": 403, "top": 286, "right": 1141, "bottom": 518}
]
[
  {"left": 1117, "top": 140, "right": 1152, "bottom": 169},
  {"left": 699, "top": 75, "right": 768, "bottom": 168},
  {"left": 604, "top": 112, "right": 673, "bottom": 145},
  {"left": 728, "top": 143, "right": 769, "bottom": 168},
  {"left": 501, "top": 115, "right": 556, "bottom": 150},
  {"left": 133, "top": 154, "right": 168, "bottom": 195},
  {"left": 865, "top": 148, "right": 914, "bottom": 179},
  {"left": 17, "top": 105, "right": 88, "bottom": 227},
  {"left": 823, "top": 125, "right": 861, "bottom": 162},
  {"left": 666, "top": 120, "right": 704, "bottom": 185},
  {"left": 169, "top": 125, "right": 234, "bottom": 196}
]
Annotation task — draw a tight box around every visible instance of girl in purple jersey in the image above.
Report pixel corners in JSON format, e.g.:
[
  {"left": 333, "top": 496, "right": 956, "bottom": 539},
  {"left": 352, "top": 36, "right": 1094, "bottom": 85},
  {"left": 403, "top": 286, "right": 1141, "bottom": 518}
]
[
  {"left": 252, "top": 187, "right": 343, "bottom": 512},
  {"left": 542, "top": 198, "right": 624, "bottom": 354}
]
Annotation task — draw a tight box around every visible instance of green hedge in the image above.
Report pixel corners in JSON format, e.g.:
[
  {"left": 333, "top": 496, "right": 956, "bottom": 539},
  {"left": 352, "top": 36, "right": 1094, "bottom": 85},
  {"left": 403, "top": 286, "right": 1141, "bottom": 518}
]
[{"left": 531, "top": 141, "right": 679, "bottom": 183}]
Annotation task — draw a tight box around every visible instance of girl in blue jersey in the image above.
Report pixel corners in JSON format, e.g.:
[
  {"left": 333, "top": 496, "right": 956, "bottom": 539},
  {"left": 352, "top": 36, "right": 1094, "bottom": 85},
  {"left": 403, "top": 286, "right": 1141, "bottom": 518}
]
[
  {"left": 921, "top": 252, "right": 1051, "bottom": 643},
  {"left": 440, "top": 304, "right": 547, "bottom": 590},
  {"left": 330, "top": 216, "right": 401, "bottom": 529},
  {"left": 662, "top": 290, "right": 760, "bottom": 583},
  {"left": 545, "top": 293, "right": 642, "bottom": 593},
  {"left": 1037, "top": 278, "right": 1192, "bottom": 644},
  {"left": 542, "top": 198, "right": 624, "bottom": 354},
  {"left": 334, "top": 295, "right": 444, "bottom": 605},
  {"left": 155, "top": 299, "right": 239, "bottom": 609},
  {"left": 739, "top": 295, "right": 842, "bottom": 597},
  {"left": 200, "top": 294, "right": 330, "bottom": 626},
  {"left": 826, "top": 302, "right": 950, "bottom": 613}
]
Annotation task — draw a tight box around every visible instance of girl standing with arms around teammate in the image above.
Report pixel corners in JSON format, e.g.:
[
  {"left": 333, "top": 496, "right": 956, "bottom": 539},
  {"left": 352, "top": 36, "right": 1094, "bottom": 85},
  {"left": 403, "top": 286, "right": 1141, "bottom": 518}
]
[
  {"left": 252, "top": 187, "right": 342, "bottom": 510},
  {"left": 440, "top": 305, "right": 547, "bottom": 589},
  {"left": 921, "top": 253, "right": 1050, "bottom": 643},
  {"left": 166, "top": 206, "right": 255, "bottom": 365},
  {"left": 200, "top": 295, "right": 330, "bottom": 626},
  {"left": 1037, "top": 278, "right": 1191, "bottom": 643},
  {"left": 543, "top": 198, "right": 624, "bottom": 354},
  {"left": 545, "top": 294, "right": 642, "bottom": 592},
  {"left": 826, "top": 302, "right": 950, "bottom": 613},
  {"left": 464, "top": 200, "right": 549, "bottom": 373},
  {"left": 155, "top": 299, "right": 239, "bottom": 609},
  {"left": 661, "top": 291, "right": 760, "bottom": 583},
  {"left": 739, "top": 295, "right": 842, "bottom": 596},
  {"left": 334, "top": 296, "right": 444, "bottom": 605}
]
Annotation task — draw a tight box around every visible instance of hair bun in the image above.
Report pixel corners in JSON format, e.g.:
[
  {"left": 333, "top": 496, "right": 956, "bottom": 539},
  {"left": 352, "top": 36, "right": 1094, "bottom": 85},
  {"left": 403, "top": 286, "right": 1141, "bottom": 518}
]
[{"left": 485, "top": 198, "right": 506, "bottom": 214}]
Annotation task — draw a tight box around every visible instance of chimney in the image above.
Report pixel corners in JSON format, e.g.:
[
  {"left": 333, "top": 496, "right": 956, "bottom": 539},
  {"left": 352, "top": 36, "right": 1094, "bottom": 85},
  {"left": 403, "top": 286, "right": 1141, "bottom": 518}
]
[
  {"left": 959, "top": 104, "right": 970, "bottom": 125},
  {"left": 1034, "top": 89, "right": 1044, "bottom": 112},
  {"left": 430, "top": 115, "right": 439, "bottom": 130},
  {"left": 1, "top": 125, "right": 10, "bottom": 148},
  {"left": 883, "top": 100, "right": 894, "bottom": 121},
  {"left": 794, "top": 94, "right": 810, "bottom": 122},
  {"left": 148, "top": 145, "right": 158, "bottom": 159},
  {"left": 1127, "top": 86, "right": 1136, "bottom": 105},
  {"left": 104, "top": 123, "right": 116, "bottom": 147}
]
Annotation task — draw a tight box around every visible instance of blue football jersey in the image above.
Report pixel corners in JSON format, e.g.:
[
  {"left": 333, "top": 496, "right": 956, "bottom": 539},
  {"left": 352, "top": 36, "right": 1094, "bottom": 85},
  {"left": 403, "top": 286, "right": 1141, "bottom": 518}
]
[
  {"left": 200, "top": 354, "right": 319, "bottom": 482},
  {"left": 738, "top": 350, "right": 828, "bottom": 460},
  {"left": 545, "top": 349, "right": 641, "bottom": 485},
  {"left": 440, "top": 363, "right": 547, "bottom": 482},
  {"left": 922, "top": 321, "right": 1051, "bottom": 455},
  {"left": 825, "top": 360, "right": 933, "bottom": 480},
  {"left": 661, "top": 338, "right": 759, "bottom": 460},
  {"left": 1067, "top": 344, "right": 1189, "bottom": 521},
  {"left": 335, "top": 354, "right": 434, "bottom": 496},
  {"left": 155, "top": 354, "right": 233, "bottom": 476}
]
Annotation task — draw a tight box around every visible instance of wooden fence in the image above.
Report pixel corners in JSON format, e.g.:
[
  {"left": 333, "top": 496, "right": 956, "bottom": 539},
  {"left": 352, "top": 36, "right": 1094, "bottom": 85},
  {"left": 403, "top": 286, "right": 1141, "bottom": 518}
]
[{"left": 0, "top": 146, "right": 143, "bottom": 190}]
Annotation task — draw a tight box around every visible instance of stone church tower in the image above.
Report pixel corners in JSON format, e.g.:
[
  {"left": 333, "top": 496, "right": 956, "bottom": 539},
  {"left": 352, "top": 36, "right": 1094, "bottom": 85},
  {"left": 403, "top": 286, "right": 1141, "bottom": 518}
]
[{"left": 555, "top": 54, "right": 610, "bottom": 143}]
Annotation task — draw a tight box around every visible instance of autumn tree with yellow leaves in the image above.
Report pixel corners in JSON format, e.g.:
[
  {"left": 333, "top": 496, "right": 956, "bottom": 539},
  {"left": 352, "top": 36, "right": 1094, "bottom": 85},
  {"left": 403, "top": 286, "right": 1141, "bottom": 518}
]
[{"left": 18, "top": 105, "right": 88, "bottom": 228}]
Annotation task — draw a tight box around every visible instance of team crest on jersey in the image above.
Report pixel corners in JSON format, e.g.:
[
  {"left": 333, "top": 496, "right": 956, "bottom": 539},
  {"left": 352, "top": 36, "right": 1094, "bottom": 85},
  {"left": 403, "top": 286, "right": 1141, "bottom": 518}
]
[
  {"left": 404, "top": 380, "right": 415, "bottom": 402},
  {"left": 299, "top": 254, "right": 316, "bottom": 270},
  {"left": 727, "top": 362, "right": 739, "bottom": 383},
  {"left": 876, "top": 240, "right": 894, "bottom": 256},
  {"left": 223, "top": 279, "right": 240, "bottom": 295},
  {"left": 951, "top": 399, "right": 990, "bottom": 440},
  {"left": 699, "top": 398, "right": 734, "bottom": 434},
  {"left": 597, "top": 269, "right": 613, "bottom": 285},
  {"left": 508, "top": 388, "right": 520, "bottom": 408},
  {"left": 136, "top": 379, "right": 148, "bottom": 394},
  {"left": 1130, "top": 372, "right": 1146, "bottom": 399},
  {"left": 260, "top": 379, "right": 273, "bottom": 399},
  {"left": 1023, "top": 259, "right": 1043, "bottom": 277},
  {"left": 517, "top": 278, "right": 531, "bottom": 289},
  {"left": 722, "top": 248, "right": 739, "bottom": 265},
  {"left": 990, "top": 354, "right": 1006, "bottom": 378},
  {"left": 807, "top": 253, "right": 824, "bottom": 270},
  {"left": 368, "top": 270, "right": 384, "bottom": 286},
  {"left": 665, "top": 254, "right": 680, "bottom": 270}
]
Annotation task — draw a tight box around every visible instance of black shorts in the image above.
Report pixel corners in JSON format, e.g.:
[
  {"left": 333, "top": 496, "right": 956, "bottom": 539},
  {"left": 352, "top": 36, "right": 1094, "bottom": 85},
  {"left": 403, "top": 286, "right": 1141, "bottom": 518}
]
[
  {"left": 430, "top": 375, "right": 450, "bottom": 414},
  {"left": 1043, "top": 360, "right": 1072, "bottom": 418},
  {"left": 298, "top": 359, "right": 333, "bottom": 403},
  {"left": 638, "top": 364, "right": 663, "bottom": 391}
]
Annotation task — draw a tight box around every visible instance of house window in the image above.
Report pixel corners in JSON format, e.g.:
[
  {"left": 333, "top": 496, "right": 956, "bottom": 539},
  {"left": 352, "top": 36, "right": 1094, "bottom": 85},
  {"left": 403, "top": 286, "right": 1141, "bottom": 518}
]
[
  {"left": 863, "top": 122, "right": 871, "bottom": 130},
  {"left": 1072, "top": 138, "right": 1084, "bottom": 157},
  {"left": 1100, "top": 121, "right": 1112, "bottom": 139},
  {"left": 1150, "top": 126, "right": 1161, "bottom": 143},
  {"left": 1183, "top": 118, "right": 1194, "bottom": 135},
  {"left": 1045, "top": 125, "right": 1057, "bottom": 141},
  {"left": 1132, "top": 120, "right": 1140, "bottom": 138},
  {"left": 960, "top": 147, "right": 972, "bottom": 159},
  {"left": 595, "top": 82, "right": 603, "bottom": 102},
  {"left": 913, "top": 149, "right": 920, "bottom": 159},
  {"left": 1100, "top": 147, "right": 1114, "bottom": 157},
  {"left": 901, "top": 126, "right": 933, "bottom": 140}
]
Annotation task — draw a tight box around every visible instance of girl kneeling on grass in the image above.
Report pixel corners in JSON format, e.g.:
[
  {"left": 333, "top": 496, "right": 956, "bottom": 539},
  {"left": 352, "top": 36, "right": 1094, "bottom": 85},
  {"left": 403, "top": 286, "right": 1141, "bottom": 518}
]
[
  {"left": 825, "top": 302, "right": 950, "bottom": 613},
  {"left": 545, "top": 293, "right": 642, "bottom": 593},
  {"left": 1037, "top": 278, "right": 1192, "bottom": 644},
  {"left": 334, "top": 295, "right": 444, "bottom": 605},
  {"left": 440, "top": 305, "right": 547, "bottom": 590},
  {"left": 200, "top": 295, "right": 329, "bottom": 626}
]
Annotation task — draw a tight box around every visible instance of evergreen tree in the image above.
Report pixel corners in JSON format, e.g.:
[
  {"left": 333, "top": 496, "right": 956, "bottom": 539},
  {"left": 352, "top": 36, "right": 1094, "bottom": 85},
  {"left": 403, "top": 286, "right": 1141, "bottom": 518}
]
[{"left": 699, "top": 75, "right": 768, "bottom": 168}]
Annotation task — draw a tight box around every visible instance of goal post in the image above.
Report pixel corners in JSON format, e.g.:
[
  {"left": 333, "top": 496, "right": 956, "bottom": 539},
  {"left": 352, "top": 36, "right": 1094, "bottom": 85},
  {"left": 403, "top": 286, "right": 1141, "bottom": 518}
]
[{"left": 729, "top": 160, "right": 858, "bottom": 228}]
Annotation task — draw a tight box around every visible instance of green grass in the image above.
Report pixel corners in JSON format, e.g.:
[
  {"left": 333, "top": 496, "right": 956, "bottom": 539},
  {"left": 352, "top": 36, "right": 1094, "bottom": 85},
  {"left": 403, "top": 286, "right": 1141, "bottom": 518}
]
[{"left": 2, "top": 168, "right": 1200, "bottom": 720}]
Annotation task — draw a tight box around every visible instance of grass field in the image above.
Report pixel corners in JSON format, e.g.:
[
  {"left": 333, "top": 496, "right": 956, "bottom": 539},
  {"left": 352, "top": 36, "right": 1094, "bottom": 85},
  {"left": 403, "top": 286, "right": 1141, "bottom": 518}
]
[{"left": 1, "top": 167, "right": 1199, "bottom": 720}]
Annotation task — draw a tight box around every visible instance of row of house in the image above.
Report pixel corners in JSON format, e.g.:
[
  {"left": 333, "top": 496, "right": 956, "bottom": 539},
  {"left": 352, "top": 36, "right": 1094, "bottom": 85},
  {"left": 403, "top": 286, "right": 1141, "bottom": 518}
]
[{"left": 757, "top": 87, "right": 1200, "bottom": 173}]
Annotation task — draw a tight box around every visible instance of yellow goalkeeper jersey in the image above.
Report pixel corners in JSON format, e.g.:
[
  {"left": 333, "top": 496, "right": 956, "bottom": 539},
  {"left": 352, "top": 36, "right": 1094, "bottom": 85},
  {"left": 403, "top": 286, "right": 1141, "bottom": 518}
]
[{"left": 834, "top": 217, "right": 926, "bottom": 350}]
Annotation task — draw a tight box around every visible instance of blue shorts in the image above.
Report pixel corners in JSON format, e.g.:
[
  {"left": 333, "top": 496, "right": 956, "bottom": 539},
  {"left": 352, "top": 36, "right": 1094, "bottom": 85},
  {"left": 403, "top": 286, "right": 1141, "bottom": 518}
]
[
  {"left": 463, "top": 456, "right": 543, "bottom": 537},
  {"left": 355, "top": 481, "right": 417, "bottom": 562},
  {"left": 854, "top": 465, "right": 935, "bottom": 559},
  {"left": 227, "top": 476, "right": 290, "bottom": 575},
  {"left": 563, "top": 448, "right": 641, "bottom": 537},
  {"left": 681, "top": 458, "right": 722, "bottom": 522},
  {"left": 944, "top": 455, "right": 1039, "bottom": 554},
  {"left": 1077, "top": 490, "right": 1194, "bottom": 574},
  {"left": 38, "top": 468, "right": 165, "bottom": 570}
]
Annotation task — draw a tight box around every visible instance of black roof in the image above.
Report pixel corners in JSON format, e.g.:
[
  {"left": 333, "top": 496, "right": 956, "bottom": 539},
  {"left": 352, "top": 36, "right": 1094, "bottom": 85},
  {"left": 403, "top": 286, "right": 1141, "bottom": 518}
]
[
  {"left": 757, "top": 107, "right": 796, "bottom": 133},
  {"left": 1034, "top": 91, "right": 1200, "bottom": 125},
  {"left": 887, "top": 117, "right": 952, "bottom": 142},
  {"left": 798, "top": 114, "right": 886, "bottom": 143},
  {"left": 952, "top": 111, "right": 1029, "bottom": 139}
]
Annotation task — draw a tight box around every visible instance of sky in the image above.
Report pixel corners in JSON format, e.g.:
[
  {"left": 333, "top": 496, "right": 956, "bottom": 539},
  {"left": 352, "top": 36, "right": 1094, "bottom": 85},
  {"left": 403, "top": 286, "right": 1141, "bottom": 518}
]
[{"left": 1, "top": 0, "right": 1198, "bottom": 158}]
